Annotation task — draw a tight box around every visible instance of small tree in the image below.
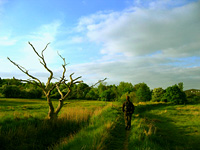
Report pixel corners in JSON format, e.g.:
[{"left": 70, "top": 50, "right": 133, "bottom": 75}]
[
  {"left": 135, "top": 83, "right": 151, "bottom": 102},
  {"left": 8, "top": 42, "right": 83, "bottom": 119},
  {"left": 117, "top": 82, "right": 134, "bottom": 97},
  {"left": 152, "top": 87, "right": 165, "bottom": 102},
  {"left": 162, "top": 84, "right": 187, "bottom": 104}
]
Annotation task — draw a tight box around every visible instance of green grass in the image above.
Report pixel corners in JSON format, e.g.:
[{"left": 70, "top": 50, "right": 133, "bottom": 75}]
[
  {"left": 1, "top": 98, "right": 200, "bottom": 150},
  {"left": 54, "top": 103, "right": 119, "bottom": 150},
  {"left": 0, "top": 98, "right": 108, "bottom": 150},
  {"left": 129, "top": 102, "right": 200, "bottom": 150}
]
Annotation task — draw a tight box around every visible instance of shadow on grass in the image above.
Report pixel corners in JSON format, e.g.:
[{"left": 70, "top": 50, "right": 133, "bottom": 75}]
[
  {"left": 129, "top": 103, "right": 200, "bottom": 150},
  {"left": 0, "top": 117, "right": 89, "bottom": 150}
]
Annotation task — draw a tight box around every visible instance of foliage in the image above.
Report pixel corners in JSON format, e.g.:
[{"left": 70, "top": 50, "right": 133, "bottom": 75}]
[
  {"left": 86, "top": 88, "right": 99, "bottom": 100},
  {"left": 100, "top": 89, "right": 114, "bottom": 101},
  {"left": 135, "top": 83, "right": 151, "bottom": 102},
  {"left": 2, "top": 85, "right": 21, "bottom": 98},
  {"left": 178, "top": 82, "right": 184, "bottom": 91},
  {"left": 151, "top": 87, "right": 165, "bottom": 102},
  {"left": 185, "top": 89, "right": 200, "bottom": 104},
  {"left": 1, "top": 83, "right": 42, "bottom": 99},
  {"left": 118, "top": 82, "right": 134, "bottom": 97},
  {"left": 1, "top": 77, "right": 197, "bottom": 105},
  {"left": 76, "top": 83, "right": 90, "bottom": 99},
  {"left": 162, "top": 84, "right": 187, "bottom": 104}
]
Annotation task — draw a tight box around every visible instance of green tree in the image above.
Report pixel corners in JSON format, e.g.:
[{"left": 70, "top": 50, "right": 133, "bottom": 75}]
[
  {"left": 178, "top": 82, "right": 184, "bottom": 91},
  {"left": 117, "top": 82, "right": 133, "bottom": 97},
  {"left": 86, "top": 88, "right": 99, "bottom": 100},
  {"left": 162, "top": 84, "right": 187, "bottom": 104},
  {"left": 100, "top": 89, "right": 114, "bottom": 101},
  {"left": 76, "top": 83, "right": 90, "bottom": 99},
  {"left": 152, "top": 87, "right": 165, "bottom": 102},
  {"left": 135, "top": 83, "right": 151, "bottom": 102},
  {"left": 2, "top": 85, "right": 21, "bottom": 98}
]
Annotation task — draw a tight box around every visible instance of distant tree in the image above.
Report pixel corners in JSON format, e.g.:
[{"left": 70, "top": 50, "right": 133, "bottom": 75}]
[
  {"left": 135, "top": 83, "right": 151, "bottom": 102},
  {"left": 109, "top": 85, "right": 118, "bottom": 101},
  {"left": 162, "top": 84, "right": 187, "bottom": 104},
  {"left": 178, "top": 82, "right": 184, "bottom": 91},
  {"left": 98, "top": 82, "right": 107, "bottom": 93},
  {"left": 151, "top": 87, "right": 165, "bottom": 102},
  {"left": 76, "top": 83, "right": 90, "bottom": 99},
  {"left": 118, "top": 82, "right": 134, "bottom": 97},
  {"left": 25, "top": 88, "right": 43, "bottom": 99},
  {"left": 100, "top": 89, "right": 114, "bottom": 101},
  {"left": 86, "top": 88, "right": 99, "bottom": 100},
  {"left": 2, "top": 85, "right": 21, "bottom": 98}
]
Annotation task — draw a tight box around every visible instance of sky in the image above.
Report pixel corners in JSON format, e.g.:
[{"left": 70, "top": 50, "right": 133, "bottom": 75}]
[{"left": 0, "top": 0, "right": 200, "bottom": 90}]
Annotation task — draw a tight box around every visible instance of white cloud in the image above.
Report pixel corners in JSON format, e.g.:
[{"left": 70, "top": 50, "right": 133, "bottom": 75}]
[
  {"left": 78, "top": 1, "right": 200, "bottom": 58},
  {"left": 72, "top": 0, "right": 200, "bottom": 89},
  {"left": 69, "top": 55, "right": 200, "bottom": 89},
  {"left": 29, "top": 20, "right": 61, "bottom": 44}
]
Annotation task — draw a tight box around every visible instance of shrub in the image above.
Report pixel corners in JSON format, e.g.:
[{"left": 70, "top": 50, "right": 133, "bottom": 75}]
[
  {"left": 162, "top": 84, "right": 187, "bottom": 104},
  {"left": 151, "top": 87, "right": 165, "bottom": 102}
]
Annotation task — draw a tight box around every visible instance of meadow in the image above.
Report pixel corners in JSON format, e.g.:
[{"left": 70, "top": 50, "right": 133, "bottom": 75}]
[{"left": 0, "top": 98, "right": 200, "bottom": 150}]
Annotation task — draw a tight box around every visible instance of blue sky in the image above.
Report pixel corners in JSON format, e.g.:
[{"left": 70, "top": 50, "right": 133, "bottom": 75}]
[{"left": 0, "top": 0, "right": 200, "bottom": 90}]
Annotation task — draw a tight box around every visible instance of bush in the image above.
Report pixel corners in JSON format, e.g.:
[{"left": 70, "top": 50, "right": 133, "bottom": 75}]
[
  {"left": 151, "top": 87, "right": 165, "bottom": 102},
  {"left": 162, "top": 84, "right": 187, "bottom": 104},
  {"left": 136, "top": 83, "right": 151, "bottom": 102}
]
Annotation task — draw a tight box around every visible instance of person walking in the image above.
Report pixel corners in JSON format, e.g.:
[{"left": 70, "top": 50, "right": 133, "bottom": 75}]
[{"left": 122, "top": 96, "right": 135, "bottom": 130}]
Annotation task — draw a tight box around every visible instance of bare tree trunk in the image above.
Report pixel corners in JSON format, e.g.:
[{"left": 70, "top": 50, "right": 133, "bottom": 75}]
[
  {"left": 46, "top": 96, "right": 57, "bottom": 119},
  {"left": 55, "top": 100, "right": 64, "bottom": 116}
]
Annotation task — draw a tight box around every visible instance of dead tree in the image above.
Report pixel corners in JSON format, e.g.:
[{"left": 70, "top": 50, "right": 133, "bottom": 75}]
[{"left": 8, "top": 42, "right": 82, "bottom": 119}]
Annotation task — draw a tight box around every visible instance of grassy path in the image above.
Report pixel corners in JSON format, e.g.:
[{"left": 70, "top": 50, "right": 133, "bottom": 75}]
[
  {"left": 103, "top": 106, "right": 134, "bottom": 150},
  {"left": 103, "top": 106, "right": 126, "bottom": 150},
  {"left": 105, "top": 103, "right": 200, "bottom": 150}
]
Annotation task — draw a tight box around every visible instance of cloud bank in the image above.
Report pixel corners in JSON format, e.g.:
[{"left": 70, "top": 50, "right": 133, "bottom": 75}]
[{"left": 72, "top": 0, "right": 200, "bottom": 89}]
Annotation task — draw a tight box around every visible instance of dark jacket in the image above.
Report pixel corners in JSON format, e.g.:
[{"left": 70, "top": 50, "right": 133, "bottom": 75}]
[{"left": 122, "top": 100, "right": 134, "bottom": 115}]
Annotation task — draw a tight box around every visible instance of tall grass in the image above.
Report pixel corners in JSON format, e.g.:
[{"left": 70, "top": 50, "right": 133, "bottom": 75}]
[
  {"left": 0, "top": 98, "right": 107, "bottom": 150},
  {"left": 53, "top": 103, "right": 119, "bottom": 150}
]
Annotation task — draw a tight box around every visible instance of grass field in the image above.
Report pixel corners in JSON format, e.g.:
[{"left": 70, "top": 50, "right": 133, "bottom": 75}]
[{"left": 0, "top": 98, "right": 200, "bottom": 150}]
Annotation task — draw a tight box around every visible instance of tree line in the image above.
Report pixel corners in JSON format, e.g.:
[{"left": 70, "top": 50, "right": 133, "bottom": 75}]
[{"left": 0, "top": 77, "right": 192, "bottom": 104}]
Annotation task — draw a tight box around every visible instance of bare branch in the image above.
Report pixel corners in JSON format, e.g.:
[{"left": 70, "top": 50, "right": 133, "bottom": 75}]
[
  {"left": 56, "top": 84, "right": 64, "bottom": 99},
  {"left": 90, "top": 78, "right": 107, "bottom": 88},
  {"left": 28, "top": 42, "right": 43, "bottom": 59},
  {"left": 7, "top": 57, "right": 44, "bottom": 90},
  {"left": 41, "top": 42, "right": 50, "bottom": 58},
  {"left": 12, "top": 77, "right": 41, "bottom": 87},
  {"left": 28, "top": 42, "right": 53, "bottom": 89}
]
